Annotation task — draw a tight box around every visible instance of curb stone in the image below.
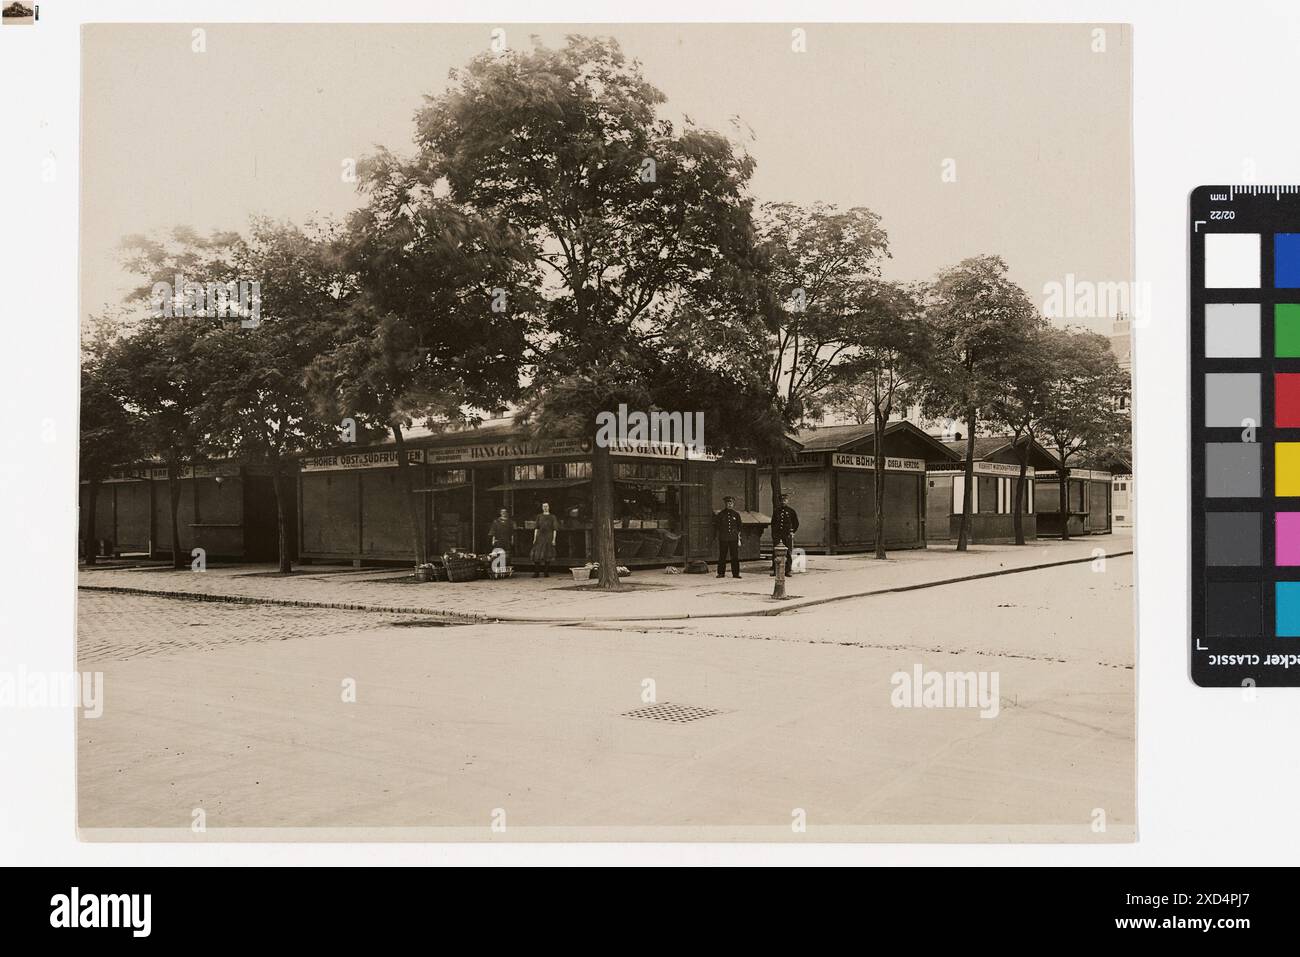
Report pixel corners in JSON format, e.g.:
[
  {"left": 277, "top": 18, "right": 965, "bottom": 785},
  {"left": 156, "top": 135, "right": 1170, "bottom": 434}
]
[{"left": 78, "top": 548, "right": 1132, "bottom": 625}]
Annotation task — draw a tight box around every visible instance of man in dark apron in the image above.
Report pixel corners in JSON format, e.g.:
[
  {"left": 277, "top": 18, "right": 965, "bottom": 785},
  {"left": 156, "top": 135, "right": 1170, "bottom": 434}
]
[{"left": 489, "top": 508, "right": 513, "bottom": 564}]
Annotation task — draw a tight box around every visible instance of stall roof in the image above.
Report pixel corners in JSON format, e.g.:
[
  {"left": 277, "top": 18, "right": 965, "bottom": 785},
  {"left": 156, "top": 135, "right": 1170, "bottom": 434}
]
[
  {"left": 940, "top": 435, "right": 1060, "bottom": 470},
  {"left": 792, "top": 421, "right": 961, "bottom": 462}
]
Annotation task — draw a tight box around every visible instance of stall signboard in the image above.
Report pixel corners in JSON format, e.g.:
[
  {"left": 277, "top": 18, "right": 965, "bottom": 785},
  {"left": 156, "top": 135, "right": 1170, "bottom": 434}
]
[
  {"left": 145, "top": 463, "right": 243, "bottom": 480},
  {"left": 426, "top": 439, "right": 586, "bottom": 465},
  {"left": 100, "top": 467, "right": 148, "bottom": 483},
  {"left": 300, "top": 450, "right": 424, "bottom": 472},
  {"left": 426, "top": 437, "right": 741, "bottom": 464},
  {"left": 928, "top": 461, "right": 1035, "bottom": 478},
  {"left": 1037, "top": 468, "right": 1110, "bottom": 481},
  {"left": 832, "top": 453, "right": 926, "bottom": 473},
  {"left": 783, "top": 451, "right": 826, "bottom": 467}
]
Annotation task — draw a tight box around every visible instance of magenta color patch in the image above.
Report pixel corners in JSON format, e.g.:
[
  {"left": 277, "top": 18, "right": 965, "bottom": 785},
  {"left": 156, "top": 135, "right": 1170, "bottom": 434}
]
[{"left": 1278, "top": 513, "right": 1300, "bottom": 566}]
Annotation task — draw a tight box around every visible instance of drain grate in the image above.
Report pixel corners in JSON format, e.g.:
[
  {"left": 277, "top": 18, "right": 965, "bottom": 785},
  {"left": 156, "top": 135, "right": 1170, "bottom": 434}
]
[{"left": 621, "top": 701, "right": 725, "bottom": 723}]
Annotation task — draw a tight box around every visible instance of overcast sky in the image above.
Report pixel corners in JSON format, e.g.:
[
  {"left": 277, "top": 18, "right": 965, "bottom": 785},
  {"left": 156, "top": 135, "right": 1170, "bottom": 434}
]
[{"left": 81, "top": 22, "right": 1132, "bottom": 332}]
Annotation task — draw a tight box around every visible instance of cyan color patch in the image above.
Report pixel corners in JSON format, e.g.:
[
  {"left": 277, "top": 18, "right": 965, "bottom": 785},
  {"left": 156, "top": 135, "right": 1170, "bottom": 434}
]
[{"left": 1277, "top": 582, "right": 1300, "bottom": 637}]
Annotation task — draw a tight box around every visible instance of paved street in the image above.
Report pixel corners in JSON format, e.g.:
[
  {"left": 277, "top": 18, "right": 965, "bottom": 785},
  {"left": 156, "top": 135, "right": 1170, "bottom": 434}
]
[{"left": 76, "top": 553, "right": 1134, "bottom": 841}]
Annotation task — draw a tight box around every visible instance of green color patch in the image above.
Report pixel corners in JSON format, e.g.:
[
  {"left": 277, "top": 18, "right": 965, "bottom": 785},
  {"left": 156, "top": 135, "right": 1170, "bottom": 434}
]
[{"left": 1276, "top": 304, "right": 1300, "bottom": 357}]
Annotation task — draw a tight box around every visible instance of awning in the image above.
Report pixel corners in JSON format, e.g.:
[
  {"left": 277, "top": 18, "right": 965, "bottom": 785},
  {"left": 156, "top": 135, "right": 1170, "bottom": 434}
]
[
  {"left": 411, "top": 482, "right": 470, "bottom": 493},
  {"left": 487, "top": 478, "right": 591, "bottom": 491}
]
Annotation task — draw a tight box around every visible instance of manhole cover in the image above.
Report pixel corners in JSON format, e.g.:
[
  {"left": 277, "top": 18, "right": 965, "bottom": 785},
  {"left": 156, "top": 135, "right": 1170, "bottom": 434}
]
[{"left": 621, "top": 702, "right": 725, "bottom": 723}]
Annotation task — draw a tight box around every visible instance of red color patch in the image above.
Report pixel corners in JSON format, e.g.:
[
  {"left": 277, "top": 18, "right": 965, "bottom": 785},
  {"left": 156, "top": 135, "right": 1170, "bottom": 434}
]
[{"left": 1277, "top": 373, "right": 1300, "bottom": 427}]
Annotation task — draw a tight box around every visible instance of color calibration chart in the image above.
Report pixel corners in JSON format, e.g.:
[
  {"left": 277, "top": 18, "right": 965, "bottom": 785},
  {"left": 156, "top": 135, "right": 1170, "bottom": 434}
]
[{"left": 1191, "top": 185, "right": 1300, "bottom": 686}]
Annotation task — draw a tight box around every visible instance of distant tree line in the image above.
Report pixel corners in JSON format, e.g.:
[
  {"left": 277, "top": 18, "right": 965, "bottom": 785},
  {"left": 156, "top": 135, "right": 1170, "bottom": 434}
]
[{"left": 81, "top": 36, "right": 1130, "bottom": 583}]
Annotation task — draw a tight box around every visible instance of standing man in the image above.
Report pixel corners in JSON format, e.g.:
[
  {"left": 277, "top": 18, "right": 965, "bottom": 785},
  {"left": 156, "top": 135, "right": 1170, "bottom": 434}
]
[
  {"left": 714, "top": 494, "right": 743, "bottom": 579},
  {"left": 770, "top": 491, "right": 800, "bottom": 577},
  {"left": 489, "top": 507, "right": 513, "bottom": 562}
]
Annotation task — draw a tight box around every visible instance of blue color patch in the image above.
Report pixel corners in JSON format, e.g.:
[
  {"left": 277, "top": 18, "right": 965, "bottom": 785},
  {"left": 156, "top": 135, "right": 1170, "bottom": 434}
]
[
  {"left": 1276, "top": 233, "right": 1300, "bottom": 288},
  {"left": 1276, "top": 582, "right": 1300, "bottom": 637}
]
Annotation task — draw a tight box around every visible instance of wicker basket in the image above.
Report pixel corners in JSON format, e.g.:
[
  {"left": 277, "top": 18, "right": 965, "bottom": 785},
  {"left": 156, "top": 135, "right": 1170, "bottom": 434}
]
[
  {"left": 488, "top": 566, "right": 514, "bottom": 580},
  {"left": 443, "top": 556, "right": 481, "bottom": 582}
]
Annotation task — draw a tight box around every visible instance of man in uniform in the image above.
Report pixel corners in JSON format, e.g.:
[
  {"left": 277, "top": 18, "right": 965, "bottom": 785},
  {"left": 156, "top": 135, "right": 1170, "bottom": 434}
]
[
  {"left": 714, "top": 494, "right": 743, "bottom": 579},
  {"left": 770, "top": 491, "right": 800, "bottom": 577}
]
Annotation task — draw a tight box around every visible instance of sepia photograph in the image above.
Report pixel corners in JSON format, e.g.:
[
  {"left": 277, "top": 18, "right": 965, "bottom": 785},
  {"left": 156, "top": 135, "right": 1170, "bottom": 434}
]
[{"left": 75, "top": 22, "right": 1135, "bottom": 841}]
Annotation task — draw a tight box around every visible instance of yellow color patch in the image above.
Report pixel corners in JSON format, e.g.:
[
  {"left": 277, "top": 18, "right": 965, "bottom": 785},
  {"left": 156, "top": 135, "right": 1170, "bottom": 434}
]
[{"left": 1278, "top": 443, "right": 1300, "bottom": 496}]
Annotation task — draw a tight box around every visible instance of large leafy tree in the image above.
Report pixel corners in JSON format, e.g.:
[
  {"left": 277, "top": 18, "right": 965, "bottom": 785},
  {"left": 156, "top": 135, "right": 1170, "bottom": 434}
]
[
  {"left": 752, "top": 202, "right": 891, "bottom": 499},
  {"left": 1037, "top": 326, "right": 1131, "bottom": 540},
  {"left": 986, "top": 324, "right": 1054, "bottom": 545},
  {"left": 918, "top": 256, "right": 1040, "bottom": 551},
  {"left": 407, "top": 36, "right": 756, "bottom": 589},
  {"left": 119, "top": 224, "right": 345, "bottom": 572},
  {"left": 79, "top": 330, "right": 143, "bottom": 565},
  {"left": 307, "top": 179, "right": 534, "bottom": 566},
  {"left": 198, "top": 220, "right": 352, "bottom": 573},
  {"left": 103, "top": 315, "right": 217, "bottom": 569},
  {"left": 825, "top": 281, "right": 933, "bottom": 558}
]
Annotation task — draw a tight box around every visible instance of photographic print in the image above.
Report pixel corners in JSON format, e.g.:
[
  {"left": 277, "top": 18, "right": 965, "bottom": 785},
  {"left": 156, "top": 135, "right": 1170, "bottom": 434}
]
[{"left": 77, "top": 22, "right": 1135, "bottom": 841}]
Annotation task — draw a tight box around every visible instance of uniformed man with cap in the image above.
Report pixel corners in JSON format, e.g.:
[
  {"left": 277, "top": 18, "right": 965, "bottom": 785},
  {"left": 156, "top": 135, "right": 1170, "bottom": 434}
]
[
  {"left": 714, "top": 494, "right": 743, "bottom": 579},
  {"left": 770, "top": 491, "right": 800, "bottom": 577}
]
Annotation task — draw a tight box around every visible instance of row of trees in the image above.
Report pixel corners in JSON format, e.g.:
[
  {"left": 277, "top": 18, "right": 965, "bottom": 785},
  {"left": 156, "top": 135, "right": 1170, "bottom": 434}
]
[{"left": 80, "top": 36, "right": 1130, "bottom": 585}]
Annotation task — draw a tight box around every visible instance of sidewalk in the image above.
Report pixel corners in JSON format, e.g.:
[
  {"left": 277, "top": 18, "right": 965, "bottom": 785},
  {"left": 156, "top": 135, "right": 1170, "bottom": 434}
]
[{"left": 77, "top": 533, "right": 1132, "bottom": 623}]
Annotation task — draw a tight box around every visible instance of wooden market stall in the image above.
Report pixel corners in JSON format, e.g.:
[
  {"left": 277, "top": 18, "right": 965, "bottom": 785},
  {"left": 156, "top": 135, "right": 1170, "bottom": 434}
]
[
  {"left": 926, "top": 436, "right": 1060, "bottom": 543},
  {"left": 761, "top": 421, "right": 960, "bottom": 553},
  {"left": 296, "top": 419, "right": 767, "bottom": 567}
]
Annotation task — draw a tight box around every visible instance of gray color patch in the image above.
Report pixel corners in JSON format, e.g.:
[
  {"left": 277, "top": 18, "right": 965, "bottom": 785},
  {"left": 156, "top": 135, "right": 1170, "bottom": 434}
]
[
  {"left": 1205, "top": 442, "right": 1261, "bottom": 497},
  {"left": 1205, "top": 303, "right": 1261, "bottom": 358},
  {"left": 1205, "top": 511, "right": 1261, "bottom": 565},
  {"left": 1205, "top": 373, "right": 1261, "bottom": 428}
]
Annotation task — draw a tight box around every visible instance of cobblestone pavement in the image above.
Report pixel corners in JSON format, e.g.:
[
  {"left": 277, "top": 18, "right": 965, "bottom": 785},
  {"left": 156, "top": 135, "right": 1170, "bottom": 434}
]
[{"left": 77, "top": 592, "right": 427, "bottom": 664}]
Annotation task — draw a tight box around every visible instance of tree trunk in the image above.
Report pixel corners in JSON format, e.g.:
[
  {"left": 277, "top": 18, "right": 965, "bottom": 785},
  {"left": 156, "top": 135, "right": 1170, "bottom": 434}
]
[
  {"left": 956, "top": 408, "right": 976, "bottom": 551},
  {"left": 591, "top": 429, "right": 622, "bottom": 590},
  {"left": 392, "top": 423, "right": 427, "bottom": 566},
  {"left": 83, "top": 477, "right": 101, "bottom": 565},
  {"left": 167, "top": 456, "right": 184, "bottom": 570},
  {"left": 1058, "top": 452, "right": 1070, "bottom": 542},
  {"left": 873, "top": 406, "right": 886, "bottom": 560},
  {"left": 271, "top": 456, "right": 293, "bottom": 574},
  {"left": 768, "top": 454, "right": 785, "bottom": 567},
  {"left": 1012, "top": 440, "right": 1028, "bottom": 546}
]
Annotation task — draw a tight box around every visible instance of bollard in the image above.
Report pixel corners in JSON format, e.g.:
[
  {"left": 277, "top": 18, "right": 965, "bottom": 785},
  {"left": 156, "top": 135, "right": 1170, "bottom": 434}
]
[{"left": 773, "top": 542, "right": 788, "bottom": 600}]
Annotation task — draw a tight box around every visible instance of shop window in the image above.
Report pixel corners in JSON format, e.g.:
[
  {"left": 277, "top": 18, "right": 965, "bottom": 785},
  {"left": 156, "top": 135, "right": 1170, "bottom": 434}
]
[
  {"left": 615, "top": 484, "right": 680, "bottom": 530},
  {"left": 512, "top": 460, "right": 591, "bottom": 482},
  {"left": 615, "top": 461, "right": 682, "bottom": 483},
  {"left": 977, "top": 476, "right": 997, "bottom": 514}
]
